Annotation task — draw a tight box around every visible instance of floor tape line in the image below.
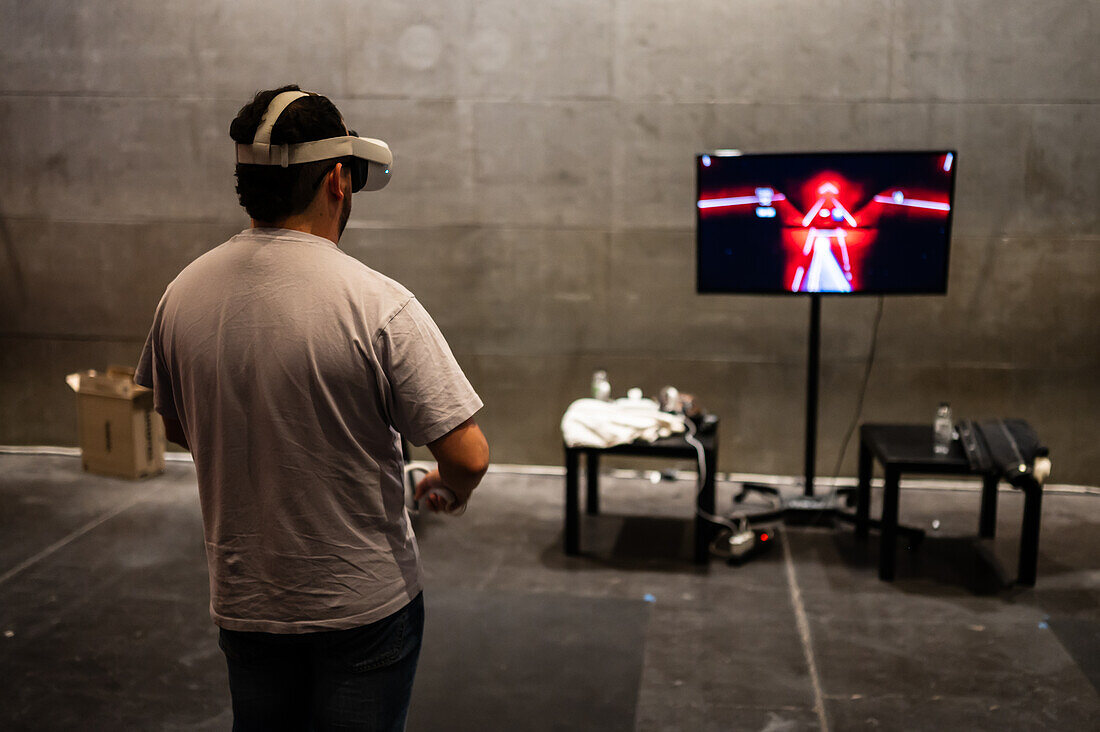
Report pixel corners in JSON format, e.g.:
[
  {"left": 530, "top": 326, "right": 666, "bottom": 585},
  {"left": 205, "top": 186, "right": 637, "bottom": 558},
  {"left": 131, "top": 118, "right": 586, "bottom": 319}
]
[
  {"left": 781, "top": 526, "right": 830, "bottom": 732},
  {"left": 0, "top": 493, "right": 147, "bottom": 587}
]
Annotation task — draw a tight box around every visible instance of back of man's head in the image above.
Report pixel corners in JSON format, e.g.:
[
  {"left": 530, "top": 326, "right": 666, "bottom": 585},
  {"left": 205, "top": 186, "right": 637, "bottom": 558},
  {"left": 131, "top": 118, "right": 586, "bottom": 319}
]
[{"left": 230, "top": 85, "right": 347, "bottom": 223}]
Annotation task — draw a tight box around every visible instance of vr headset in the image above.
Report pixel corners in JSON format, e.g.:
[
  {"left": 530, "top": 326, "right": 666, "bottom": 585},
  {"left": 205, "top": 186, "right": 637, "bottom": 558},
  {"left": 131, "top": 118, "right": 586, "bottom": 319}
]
[{"left": 234, "top": 90, "right": 392, "bottom": 192}]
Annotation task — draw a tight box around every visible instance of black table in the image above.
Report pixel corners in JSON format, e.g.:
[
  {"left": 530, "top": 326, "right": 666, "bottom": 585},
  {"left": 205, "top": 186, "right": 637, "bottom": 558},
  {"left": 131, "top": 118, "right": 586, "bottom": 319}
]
[
  {"left": 855, "top": 423, "right": 1043, "bottom": 585},
  {"left": 564, "top": 426, "right": 718, "bottom": 564}
]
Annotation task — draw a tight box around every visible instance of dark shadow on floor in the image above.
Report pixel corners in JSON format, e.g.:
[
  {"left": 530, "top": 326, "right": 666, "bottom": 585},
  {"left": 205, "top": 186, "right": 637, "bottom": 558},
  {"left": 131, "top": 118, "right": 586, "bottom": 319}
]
[
  {"left": 538, "top": 514, "right": 712, "bottom": 574},
  {"left": 409, "top": 588, "right": 650, "bottom": 732},
  {"left": 1048, "top": 616, "right": 1100, "bottom": 695},
  {"left": 833, "top": 532, "right": 1008, "bottom": 595}
]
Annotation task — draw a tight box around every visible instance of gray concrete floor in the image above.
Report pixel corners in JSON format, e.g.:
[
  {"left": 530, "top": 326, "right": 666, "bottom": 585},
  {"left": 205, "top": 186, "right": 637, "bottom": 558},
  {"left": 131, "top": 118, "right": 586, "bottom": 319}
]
[{"left": 1, "top": 453, "right": 1098, "bottom": 731}]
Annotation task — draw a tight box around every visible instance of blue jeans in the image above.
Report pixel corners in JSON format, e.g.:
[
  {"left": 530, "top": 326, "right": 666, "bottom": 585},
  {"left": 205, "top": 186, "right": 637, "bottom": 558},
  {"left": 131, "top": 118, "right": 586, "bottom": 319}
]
[{"left": 218, "top": 593, "right": 424, "bottom": 732}]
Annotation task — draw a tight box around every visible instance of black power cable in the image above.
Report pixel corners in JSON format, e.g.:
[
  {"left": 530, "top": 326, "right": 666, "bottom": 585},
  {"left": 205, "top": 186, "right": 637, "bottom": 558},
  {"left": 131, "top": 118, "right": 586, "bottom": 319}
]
[{"left": 831, "top": 295, "right": 885, "bottom": 482}]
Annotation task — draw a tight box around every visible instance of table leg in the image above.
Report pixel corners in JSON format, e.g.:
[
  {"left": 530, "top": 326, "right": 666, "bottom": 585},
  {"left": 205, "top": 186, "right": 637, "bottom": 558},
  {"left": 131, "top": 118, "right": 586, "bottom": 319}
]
[
  {"left": 979, "top": 473, "right": 999, "bottom": 538},
  {"left": 1017, "top": 478, "right": 1043, "bottom": 586},
  {"left": 879, "top": 466, "right": 901, "bottom": 581},
  {"left": 694, "top": 446, "right": 718, "bottom": 564},
  {"left": 565, "top": 448, "right": 580, "bottom": 555},
  {"left": 585, "top": 451, "right": 600, "bottom": 515},
  {"left": 855, "top": 435, "right": 873, "bottom": 541}
]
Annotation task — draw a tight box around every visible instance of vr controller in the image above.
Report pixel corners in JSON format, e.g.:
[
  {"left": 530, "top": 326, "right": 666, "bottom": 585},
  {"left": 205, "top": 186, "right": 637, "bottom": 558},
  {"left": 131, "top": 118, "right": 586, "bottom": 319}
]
[
  {"left": 235, "top": 90, "right": 393, "bottom": 192},
  {"left": 404, "top": 463, "right": 467, "bottom": 516},
  {"left": 426, "top": 486, "right": 467, "bottom": 516}
]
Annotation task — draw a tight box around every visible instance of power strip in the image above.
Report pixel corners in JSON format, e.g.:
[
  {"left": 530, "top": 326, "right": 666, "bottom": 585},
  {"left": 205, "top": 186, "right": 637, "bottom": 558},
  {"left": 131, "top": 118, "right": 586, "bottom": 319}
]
[
  {"left": 710, "top": 527, "right": 776, "bottom": 563},
  {"left": 726, "top": 529, "right": 757, "bottom": 558}
]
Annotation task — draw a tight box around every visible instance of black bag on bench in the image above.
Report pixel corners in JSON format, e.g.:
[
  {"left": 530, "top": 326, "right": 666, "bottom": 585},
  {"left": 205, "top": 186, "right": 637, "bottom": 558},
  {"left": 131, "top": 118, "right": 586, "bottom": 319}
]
[{"left": 956, "top": 419, "right": 1048, "bottom": 488}]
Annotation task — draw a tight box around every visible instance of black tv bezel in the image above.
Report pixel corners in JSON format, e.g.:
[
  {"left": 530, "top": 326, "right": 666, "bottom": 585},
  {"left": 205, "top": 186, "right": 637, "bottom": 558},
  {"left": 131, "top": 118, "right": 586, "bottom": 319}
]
[{"left": 695, "top": 149, "right": 957, "bottom": 296}]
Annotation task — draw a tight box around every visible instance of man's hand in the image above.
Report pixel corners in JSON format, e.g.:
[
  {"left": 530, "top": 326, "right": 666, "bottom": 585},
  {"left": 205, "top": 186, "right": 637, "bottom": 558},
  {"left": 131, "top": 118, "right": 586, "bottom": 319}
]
[
  {"left": 418, "top": 418, "right": 489, "bottom": 512},
  {"left": 413, "top": 470, "right": 460, "bottom": 513}
]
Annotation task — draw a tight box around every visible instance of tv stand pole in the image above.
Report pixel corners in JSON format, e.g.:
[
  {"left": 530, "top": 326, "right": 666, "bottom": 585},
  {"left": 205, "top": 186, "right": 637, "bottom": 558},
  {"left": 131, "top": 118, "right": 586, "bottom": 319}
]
[
  {"left": 734, "top": 294, "right": 929, "bottom": 545},
  {"left": 735, "top": 293, "right": 836, "bottom": 518},
  {"left": 804, "top": 294, "right": 821, "bottom": 497}
]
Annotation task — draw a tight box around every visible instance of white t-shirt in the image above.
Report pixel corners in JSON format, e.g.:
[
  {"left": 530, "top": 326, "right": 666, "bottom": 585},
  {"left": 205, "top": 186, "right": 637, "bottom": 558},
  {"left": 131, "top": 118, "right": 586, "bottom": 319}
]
[{"left": 135, "top": 227, "right": 482, "bottom": 633}]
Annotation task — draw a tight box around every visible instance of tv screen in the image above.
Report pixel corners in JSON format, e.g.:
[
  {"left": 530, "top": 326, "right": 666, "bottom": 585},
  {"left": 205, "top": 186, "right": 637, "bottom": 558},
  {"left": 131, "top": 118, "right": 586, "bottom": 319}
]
[{"left": 696, "top": 150, "right": 956, "bottom": 294}]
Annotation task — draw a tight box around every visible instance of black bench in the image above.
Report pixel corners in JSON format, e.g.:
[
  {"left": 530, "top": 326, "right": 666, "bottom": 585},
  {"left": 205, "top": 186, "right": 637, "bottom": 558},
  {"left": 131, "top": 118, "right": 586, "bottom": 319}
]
[
  {"left": 564, "top": 423, "right": 718, "bottom": 564},
  {"left": 854, "top": 423, "right": 1045, "bottom": 585}
]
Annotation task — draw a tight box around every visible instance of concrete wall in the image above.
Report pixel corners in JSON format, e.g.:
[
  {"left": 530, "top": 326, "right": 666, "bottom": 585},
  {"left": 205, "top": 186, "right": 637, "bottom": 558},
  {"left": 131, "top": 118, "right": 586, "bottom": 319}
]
[{"left": 2, "top": 1, "right": 1098, "bottom": 483}]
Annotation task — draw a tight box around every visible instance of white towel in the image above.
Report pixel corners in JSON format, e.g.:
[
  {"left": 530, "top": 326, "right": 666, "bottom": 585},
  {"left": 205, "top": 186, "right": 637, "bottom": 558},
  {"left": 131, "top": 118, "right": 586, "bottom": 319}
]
[{"left": 561, "top": 397, "right": 686, "bottom": 449}]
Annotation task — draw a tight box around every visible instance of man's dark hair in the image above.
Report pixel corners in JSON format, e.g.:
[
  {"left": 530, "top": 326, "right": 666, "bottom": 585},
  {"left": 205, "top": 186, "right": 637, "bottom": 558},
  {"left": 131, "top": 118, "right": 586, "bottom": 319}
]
[{"left": 230, "top": 85, "right": 347, "bottom": 222}]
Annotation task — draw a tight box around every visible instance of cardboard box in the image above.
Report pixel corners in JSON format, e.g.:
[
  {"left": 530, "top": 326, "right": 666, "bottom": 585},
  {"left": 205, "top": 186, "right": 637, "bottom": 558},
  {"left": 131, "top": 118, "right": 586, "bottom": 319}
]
[{"left": 66, "top": 366, "right": 165, "bottom": 479}]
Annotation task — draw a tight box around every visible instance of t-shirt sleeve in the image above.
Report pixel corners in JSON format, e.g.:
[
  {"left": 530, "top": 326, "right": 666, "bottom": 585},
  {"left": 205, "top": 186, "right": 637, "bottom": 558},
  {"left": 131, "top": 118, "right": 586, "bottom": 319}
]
[
  {"left": 134, "top": 294, "right": 179, "bottom": 420},
  {"left": 377, "top": 297, "right": 483, "bottom": 446}
]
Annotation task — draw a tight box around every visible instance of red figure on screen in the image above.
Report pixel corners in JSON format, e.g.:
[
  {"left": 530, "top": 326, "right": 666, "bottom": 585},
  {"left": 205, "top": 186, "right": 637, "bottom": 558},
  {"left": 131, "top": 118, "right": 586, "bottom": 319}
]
[{"left": 789, "top": 181, "right": 858, "bottom": 292}]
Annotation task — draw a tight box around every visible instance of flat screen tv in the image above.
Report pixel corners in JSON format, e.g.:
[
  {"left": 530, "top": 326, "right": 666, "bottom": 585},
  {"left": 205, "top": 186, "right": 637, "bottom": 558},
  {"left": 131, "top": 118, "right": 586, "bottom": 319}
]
[{"left": 696, "top": 150, "right": 956, "bottom": 294}]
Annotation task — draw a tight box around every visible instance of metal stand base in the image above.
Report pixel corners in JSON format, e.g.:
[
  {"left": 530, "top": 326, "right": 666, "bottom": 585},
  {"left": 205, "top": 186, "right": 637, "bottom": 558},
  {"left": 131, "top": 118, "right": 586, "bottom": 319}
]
[{"left": 733, "top": 483, "right": 926, "bottom": 545}]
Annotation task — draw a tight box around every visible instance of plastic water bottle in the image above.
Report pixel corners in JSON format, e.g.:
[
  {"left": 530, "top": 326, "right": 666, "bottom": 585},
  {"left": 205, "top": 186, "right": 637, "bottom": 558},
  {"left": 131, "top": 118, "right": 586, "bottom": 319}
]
[
  {"left": 591, "top": 370, "right": 611, "bottom": 401},
  {"left": 933, "top": 402, "right": 953, "bottom": 455}
]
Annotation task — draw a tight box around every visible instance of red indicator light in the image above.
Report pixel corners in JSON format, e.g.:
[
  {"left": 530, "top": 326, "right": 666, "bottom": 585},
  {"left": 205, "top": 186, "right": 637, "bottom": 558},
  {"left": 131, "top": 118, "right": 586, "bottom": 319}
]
[{"left": 760, "top": 533, "right": 769, "bottom": 541}]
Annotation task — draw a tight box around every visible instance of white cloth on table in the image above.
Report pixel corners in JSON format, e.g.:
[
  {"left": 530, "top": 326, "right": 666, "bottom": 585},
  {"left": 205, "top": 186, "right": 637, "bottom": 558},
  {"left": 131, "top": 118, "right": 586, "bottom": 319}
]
[{"left": 561, "top": 397, "right": 686, "bottom": 449}]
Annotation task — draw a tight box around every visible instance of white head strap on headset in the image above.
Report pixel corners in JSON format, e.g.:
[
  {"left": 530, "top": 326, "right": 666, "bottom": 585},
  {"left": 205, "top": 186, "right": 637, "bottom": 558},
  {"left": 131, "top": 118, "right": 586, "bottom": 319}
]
[{"left": 235, "top": 90, "right": 393, "bottom": 192}]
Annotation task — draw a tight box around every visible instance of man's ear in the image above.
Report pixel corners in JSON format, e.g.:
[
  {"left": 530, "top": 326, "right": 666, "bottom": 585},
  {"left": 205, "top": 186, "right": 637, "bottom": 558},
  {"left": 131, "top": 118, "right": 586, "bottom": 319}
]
[{"left": 325, "top": 162, "right": 345, "bottom": 200}]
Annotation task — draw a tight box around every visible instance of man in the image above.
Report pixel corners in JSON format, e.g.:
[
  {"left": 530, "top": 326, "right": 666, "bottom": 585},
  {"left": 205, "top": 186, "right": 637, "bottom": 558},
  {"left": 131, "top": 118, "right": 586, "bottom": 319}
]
[{"left": 135, "top": 85, "right": 489, "bottom": 731}]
